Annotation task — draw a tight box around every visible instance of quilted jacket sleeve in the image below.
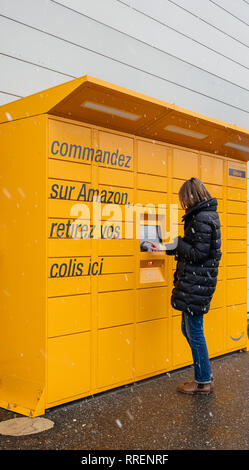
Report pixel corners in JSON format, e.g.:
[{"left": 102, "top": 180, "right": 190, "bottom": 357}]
[
  {"left": 176, "top": 217, "right": 212, "bottom": 263},
  {"left": 165, "top": 238, "right": 178, "bottom": 256}
]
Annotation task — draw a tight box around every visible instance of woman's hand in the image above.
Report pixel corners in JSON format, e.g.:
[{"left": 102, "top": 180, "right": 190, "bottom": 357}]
[{"left": 146, "top": 241, "right": 163, "bottom": 251}]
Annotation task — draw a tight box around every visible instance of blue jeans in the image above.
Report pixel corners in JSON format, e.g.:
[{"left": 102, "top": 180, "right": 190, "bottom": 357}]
[{"left": 181, "top": 312, "right": 212, "bottom": 384}]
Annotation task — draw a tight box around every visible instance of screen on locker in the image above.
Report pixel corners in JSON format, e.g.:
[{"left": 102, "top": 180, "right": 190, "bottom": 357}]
[{"left": 140, "top": 224, "right": 164, "bottom": 251}]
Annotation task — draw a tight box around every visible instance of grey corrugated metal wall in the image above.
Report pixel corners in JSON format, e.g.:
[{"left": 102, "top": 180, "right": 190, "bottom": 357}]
[{"left": 0, "top": 0, "right": 248, "bottom": 307}]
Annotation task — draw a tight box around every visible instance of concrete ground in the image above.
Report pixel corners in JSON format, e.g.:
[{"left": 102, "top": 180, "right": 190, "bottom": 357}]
[{"left": 0, "top": 350, "right": 249, "bottom": 451}]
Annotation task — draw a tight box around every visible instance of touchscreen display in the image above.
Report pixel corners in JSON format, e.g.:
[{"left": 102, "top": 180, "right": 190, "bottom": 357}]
[{"left": 140, "top": 224, "right": 162, "bottom": 243}]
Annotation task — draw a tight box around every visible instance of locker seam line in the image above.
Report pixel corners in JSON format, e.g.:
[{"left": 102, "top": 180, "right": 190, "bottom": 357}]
[
  {"left": 50, "top": 0, "right": 249, "bottom": 73},
  {"left": 167, "top": 0, "right": 249, "bottom": 49},
  {"left": 2, "top": 15, "right": 249, "bottom": 108},
  {"left": 208, "top": 0, "right": 249, "bottom": 28}
]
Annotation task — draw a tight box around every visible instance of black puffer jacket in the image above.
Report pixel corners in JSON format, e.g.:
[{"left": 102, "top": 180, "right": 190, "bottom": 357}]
[{"left": 167, "top": 197, "right": 222, "bottom": 316}]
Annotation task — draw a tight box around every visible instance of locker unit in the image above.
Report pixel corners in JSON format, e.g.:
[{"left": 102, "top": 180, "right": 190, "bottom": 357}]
[{"left": 0, "top": 75, "right": 248, "bottom": 417}]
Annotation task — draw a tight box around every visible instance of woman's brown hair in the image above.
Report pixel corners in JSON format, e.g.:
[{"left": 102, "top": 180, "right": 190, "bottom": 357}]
[{"left": 178, "top": 177, "right": 212, "bottom": 210}]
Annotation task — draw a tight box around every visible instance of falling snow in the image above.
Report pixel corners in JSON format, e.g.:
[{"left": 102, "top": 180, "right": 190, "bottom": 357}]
[
  {"left": 17, "top": 187, "right": 26, "bottom": 198},
  {"left": 2, "top": 188, "right": 11, "bottom": 199},
  {"left": 5, "top": 112, "right": 12, "bottom": 121}
]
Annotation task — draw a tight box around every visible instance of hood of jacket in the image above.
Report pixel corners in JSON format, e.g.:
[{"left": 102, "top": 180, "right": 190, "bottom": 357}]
[{"left": 182, "top": 197, "right": 218, "bottom": 222}]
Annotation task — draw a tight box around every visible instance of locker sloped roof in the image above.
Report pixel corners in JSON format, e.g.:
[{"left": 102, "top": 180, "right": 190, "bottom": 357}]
[{"left": 1, "top": 75, "right": 249, "bottom": 162}]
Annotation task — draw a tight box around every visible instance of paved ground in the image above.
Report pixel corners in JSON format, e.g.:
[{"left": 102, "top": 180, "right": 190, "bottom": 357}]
[{"left": 0, "top": 350, "right": 249, "bottom": 450}]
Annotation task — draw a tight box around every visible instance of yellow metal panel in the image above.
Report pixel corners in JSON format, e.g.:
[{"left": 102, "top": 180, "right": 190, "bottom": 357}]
[
  {"left": 217, "top": 266, "right": 224, "bottom": 280},
  {"left": 48, "top": 198, "right": 91, "bottom": 219},
  {"left": 48, "top": 276, "right": 90, "bottom": 297},
  {"left": 227, "top": 226, "right": 247, "bottom": 239},
  {"left": 98, "top": 291, "right": 135, "bottom": 328},
  {"left": 168, "top": 193, "right": 180, "bottom": 206},
  {"left": 172, "top": 178, "right": 183, "bottom": 194},
  {"left": 204, "top": 308, "right": 225, "bottom": 356},
  {"left": 48, "top": 180, "right": 95, "bottom": 203},
  {"left": 48, "top": 294, "right": 91, "bottom": 337},
  {"left": 98, "top": 273, "right": 134, "bottom": 292},
  {"left": 98, "top": 166, "right": 134, "bottom": 187},
  {"left": 226, "top": 239, "right": 246, "bottom": 252},
  {"left": 227, "top": 200, "right": 247, "bottom": 214},
  {"left": 53, "top": 78, "right": 165, "bottom": 135},
  {"left": 99, "top": 220, "right": 133, "bottom": 239},
  {"left": 170, "top": 195, "right": 185, "bottom": 221},
  {"left": 47, "top": 218, "right": 93, "bottom": 242},
  {"left": 48, "top": 119, "right": 92, "bottom": 164},
  {"left": 200, "top": 154, "right": 223, "bottom": 185},
  {"left": 100, "top": 256, "right": 135, "bottom": 274},
  {"left": 217, "top": 199, "right": 223, "bottom": 212},
  {"left": 48, "top": 256, "right": 91, "bottom": 278},
  {"left": 227, "top": 265, "right": 247, "bottom": 279},
  {"left": 227, "top": 161, "right": 247, "bottom": 188},
  {"left": 97, "top": 325, "right": 133, "bottom": 388},
  {"left": 100, "top": 205, "right": 133, "bottom": 223},
  {"left": 98, "top": 184, "right": 134, "bottom": 205},
  {"left": 227, "top": 186, "right": 247, "bottom": 201},
  {"left": 98, "top": 130, "right": 134, "bottom": 171},
  {"left": 137, "top": 140, "right": 168, "bottom": 176},
  {"left": 98, "top": 238, "right": 134, "bottom": 255},
  {"left": 47, "top": 332, "right": 91, "bottom": 404},
  {"left": 136, "top": 287, "right": 168, "bottom": 322},
  {"left": 172, "top": 179, "right": 223, "bottom": 200},
  {"left": 135, "top": 319, "right": 169, "bottom": 377},
  {"left": 0, "top": 76, "right": 86, "bottom": 124},
  {"left": 137, "top": 190, "right": 167, "bottom": 205},
  {"left": 173, "top": 149, "right": 198, "bottom": 180},
  {"left": 48, "top": 238, "right": 91, "bottom": 257},
  {"left": 137, "top": 173, "right": 167, "bottom": 192},
  {"left": 1, "top": 75, "right": 249, "bottom": 163},
  {"left": 227, "top": 252, "right": 247, "bottom": 266},
  {"left": 205, "top": 182, "right": 223, "bottom": 199},
  {"left": 227, "top": 279, "right": 247, "bottom": 306},
  {"left": 0, "top": 116, "right": 46, "bottom": 415},
  {"left": 227, "top": 213, "right": 247, "bottom": 227},
  {"left": 0, "top": 376, "right": 45, "bottom": 418},
  {"left": 139, "top": 259, "right": 166, "bottom": 287},
  {"left": 226, "top": 305, "right": 247, "bottom": 350},
  {"left": 48, "top": 158, "right": 91, "bottom": 182},
  {"left": 210, "top": 281, "right": 224, "bottom": 309}
]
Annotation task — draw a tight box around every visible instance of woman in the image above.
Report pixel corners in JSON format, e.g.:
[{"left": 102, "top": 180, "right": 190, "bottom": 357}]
[{"left": 149, "top": 177, "right": 222, "bottom": 395}]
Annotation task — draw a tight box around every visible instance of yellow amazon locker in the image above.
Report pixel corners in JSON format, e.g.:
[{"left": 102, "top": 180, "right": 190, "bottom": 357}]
[{"left": 0, "top": 75, "right": 248, "bottom": 417}]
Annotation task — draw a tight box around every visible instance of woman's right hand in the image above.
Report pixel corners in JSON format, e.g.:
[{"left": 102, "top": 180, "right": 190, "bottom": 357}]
[{"left": 146, "top": 241, "right": 163, "bottom": 251}]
